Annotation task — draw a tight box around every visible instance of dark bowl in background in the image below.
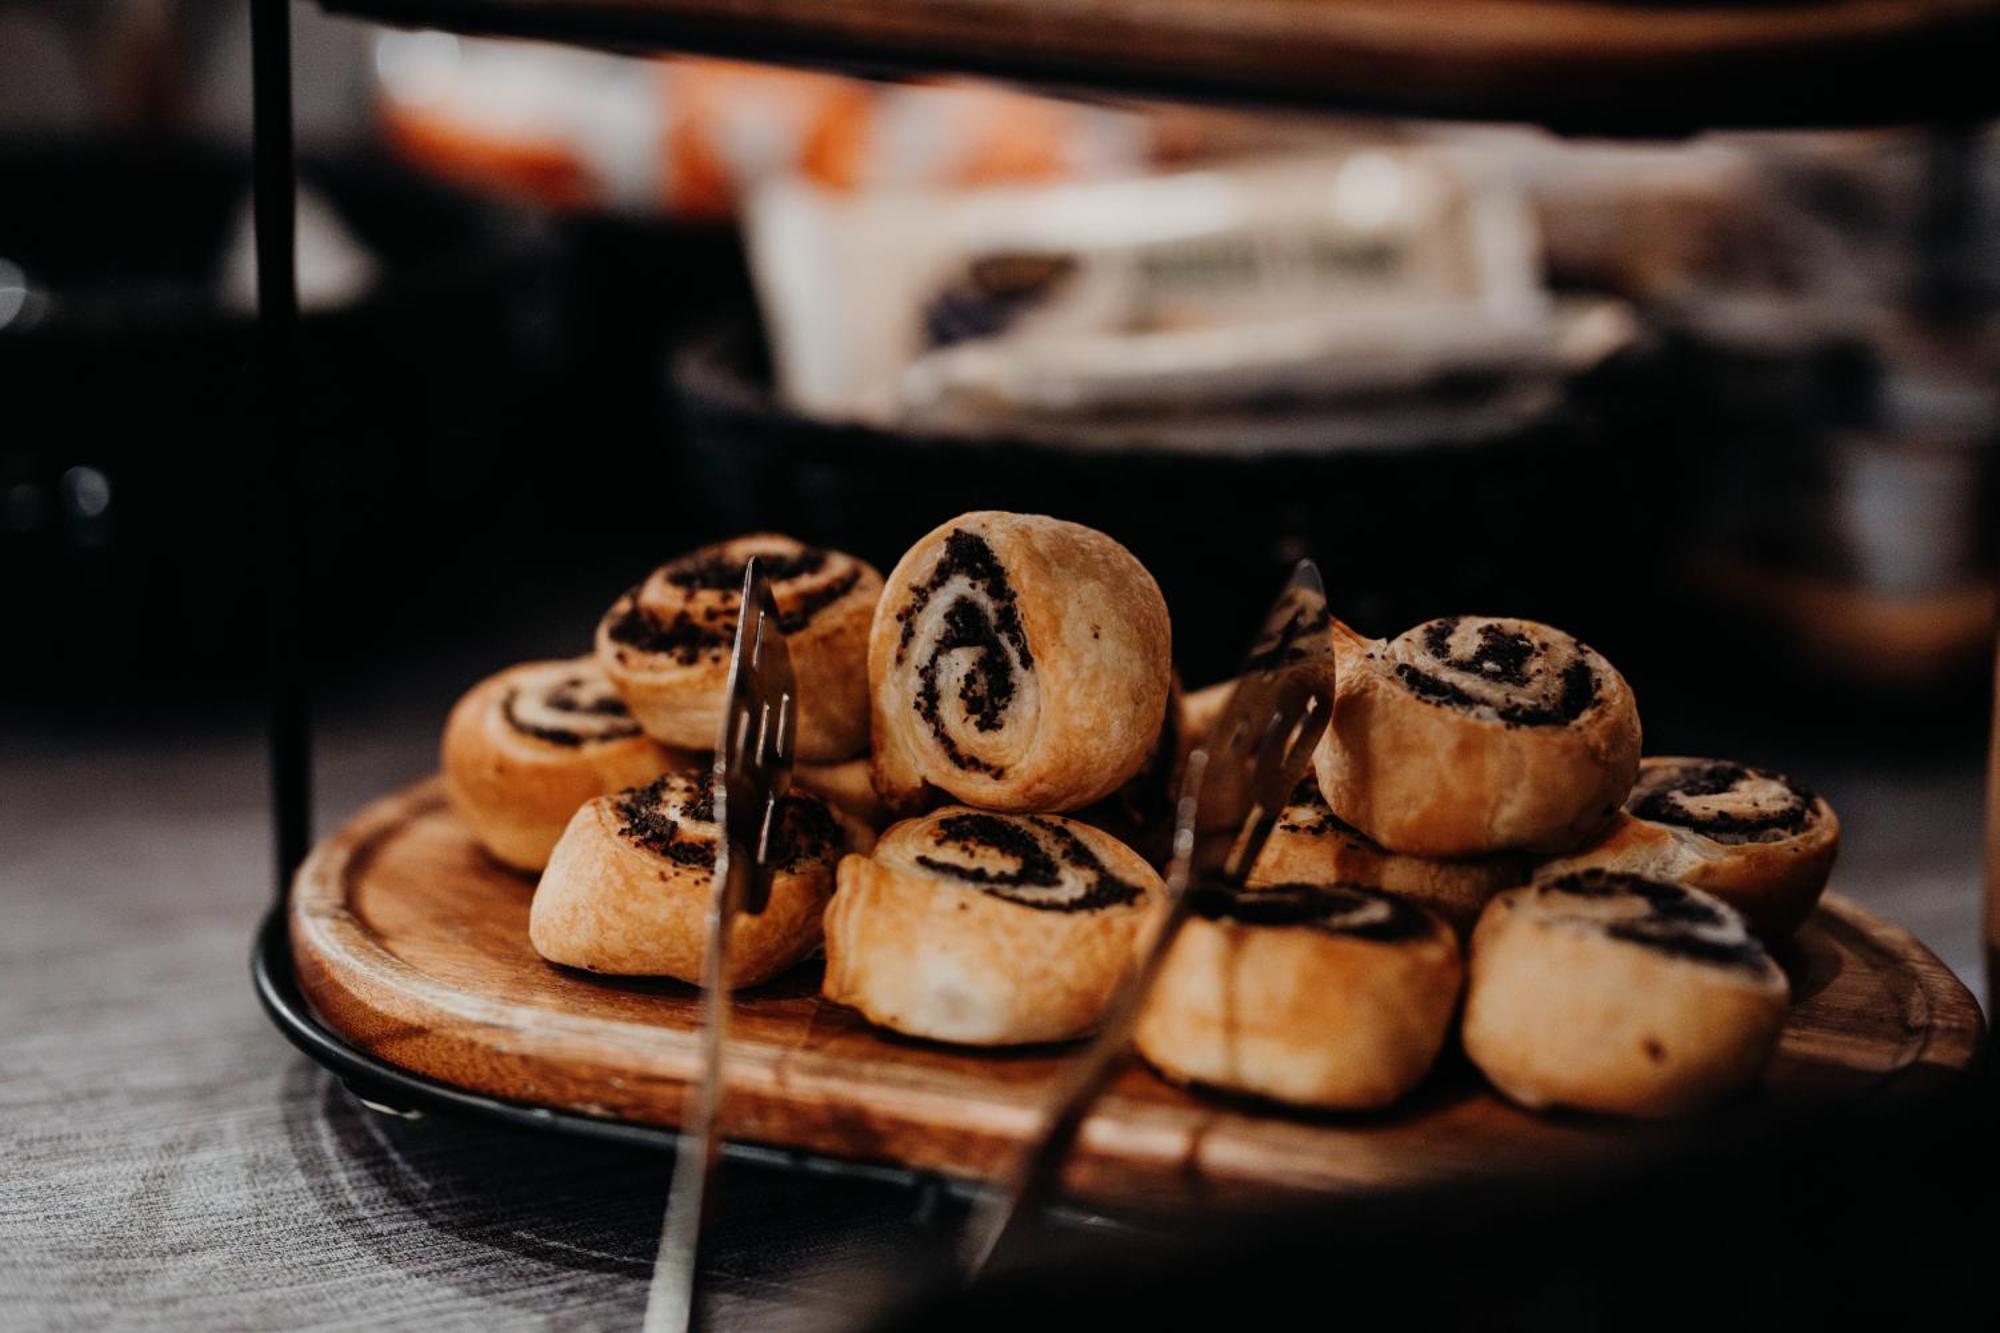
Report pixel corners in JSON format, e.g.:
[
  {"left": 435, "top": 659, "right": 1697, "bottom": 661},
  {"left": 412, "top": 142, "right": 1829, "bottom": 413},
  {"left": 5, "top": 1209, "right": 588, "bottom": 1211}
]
[
  {"left": 671, "top": 319, "right": 1680, "bottom": 687},
  {"left": 670, "top": 315, "right": 1992, "bottom": 751},
  {"left": 8, "top": 134, "right": 1982, "bottom": 754}
]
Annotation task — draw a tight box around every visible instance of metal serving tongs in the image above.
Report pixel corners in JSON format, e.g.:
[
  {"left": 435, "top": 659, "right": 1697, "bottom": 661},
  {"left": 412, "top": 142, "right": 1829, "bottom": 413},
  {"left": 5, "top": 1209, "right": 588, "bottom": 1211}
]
[
  {"left": 963, "top": 559, "right": 1338, "bottom": 1278},
  {"left": 646, "top": 557, "right": 797, "bottom": 1333}
]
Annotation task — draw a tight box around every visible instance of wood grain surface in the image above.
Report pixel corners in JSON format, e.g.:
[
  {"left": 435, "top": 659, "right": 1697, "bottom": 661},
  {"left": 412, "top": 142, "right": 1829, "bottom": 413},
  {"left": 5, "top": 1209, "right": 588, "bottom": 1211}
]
[
  {"left": 322, "top": 0, "right": 2000, "bottom": 128},
  {"left": 292, "top": 778, "right": 1985, "bottom": 1210}
]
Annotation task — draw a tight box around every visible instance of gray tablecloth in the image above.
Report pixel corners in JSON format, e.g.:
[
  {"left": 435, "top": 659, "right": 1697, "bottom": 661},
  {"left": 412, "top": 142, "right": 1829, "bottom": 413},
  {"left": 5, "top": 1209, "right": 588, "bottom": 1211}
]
[{"left": 2, "top": 718, "right": 966, "bottom": 1332}]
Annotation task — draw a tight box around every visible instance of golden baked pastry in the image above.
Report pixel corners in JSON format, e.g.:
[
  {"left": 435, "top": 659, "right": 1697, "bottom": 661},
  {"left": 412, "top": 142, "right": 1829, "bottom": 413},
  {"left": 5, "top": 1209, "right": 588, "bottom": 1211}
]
[
  {"left": 1136, "top": 880, "right": 1462, "bottom": 1111},
  {"left": 596, "top": 534, "right": 882, "bottom": 762},
  {"left": 1463, "top": 870, "right": 1788, "bottom": 1117},
  {"left": 1536, "top": 756, "right": 1839, "bottom": 939},
  {"left": 869, "top": 512, "right": 1172, "bottom": 814},
  {"left": 795, "top": 755, "right": 890, "bottom": 831},
  {"left": 529, "top": 771, "right": 848, "bottom": 984},
  {"left": 1071, "top": 674, "right": 1185, "bottom": 868},
  {"left": 441, "top": 657, "right": 689, "bottom": 872},
  {"left": 1178, "top": 678, "right": 1234, "bottom": 752},
  {"left": 1313, "top": 614, "right": 1641, "bottom": 857},
  {"left": 1253, "top": 779, "right": 1525, "bottom": 934},
  {"left": 822, "top": 807, "right": 1163, "bottom": 1045}
]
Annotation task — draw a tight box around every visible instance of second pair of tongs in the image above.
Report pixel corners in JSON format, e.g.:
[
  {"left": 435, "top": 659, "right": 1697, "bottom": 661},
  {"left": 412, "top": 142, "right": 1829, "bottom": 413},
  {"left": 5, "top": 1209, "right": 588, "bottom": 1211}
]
[
  {"left": 964, "top": 559, "right": 1338, "bottom": 1276},
  {"left": 646, "top": 557, "right": 797, "bottom": 1333}
]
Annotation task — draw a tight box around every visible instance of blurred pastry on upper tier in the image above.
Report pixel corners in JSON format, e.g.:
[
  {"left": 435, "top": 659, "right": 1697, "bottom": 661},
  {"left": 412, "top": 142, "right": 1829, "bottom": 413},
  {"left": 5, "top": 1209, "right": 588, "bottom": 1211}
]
[
  {"left": 1313, "top": 614, "right": 1641, "bottom": 858},
  {"left": 596, "top": 534, "right": 882, "bottom": 762},
  {"left": 442, "top": 657, "right": 691, "bottom": 872},
  {"left": 1535, "top": 756, "right": 1838, "bottom": 939},
  {"left": 869, "top": 512, "right": 1172, "bottom": 814}
]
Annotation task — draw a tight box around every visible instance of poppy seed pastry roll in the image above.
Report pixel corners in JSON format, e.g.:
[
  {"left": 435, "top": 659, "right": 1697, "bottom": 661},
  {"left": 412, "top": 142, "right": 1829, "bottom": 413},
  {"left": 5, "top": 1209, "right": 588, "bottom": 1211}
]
[
  {"left": 822, "top": 807, "right": 1163, "bottom": 1045},
  {"left": 1313, "top": 615, "right": 1641, "bottom": 858},
  {"left": 597, "top": 534, "right": 883, "bottom": 762},
  {"left": 441, "top": 658, "right": 691, "bottom": 872},
  {"left": 795, "top": 756, "right": 890, "bottom": 832},
  {"left": 1252, "top": 780, "right": 1525, "bottom": 935},
  {"left": 1179, "top": 678, "right": 1235, "bottom": 752},
  {"left": 1136, "top": 880, "right": 1462, "bottom": 1111},
  {"left": 529, "top": 772, "right": 848, "bottom": 985},
  {"left": 1536, "top": 757, "right": 1839, "bottom": 940},
  {"left": 1463, "top": 870, "right": 1787, "bottom": 1118},
  {"left": 1072, "top": 674, "right": 1185, "bottom": 868},
  {"left": 868, "top": 512, "right": 1173, "bottom": 814}
]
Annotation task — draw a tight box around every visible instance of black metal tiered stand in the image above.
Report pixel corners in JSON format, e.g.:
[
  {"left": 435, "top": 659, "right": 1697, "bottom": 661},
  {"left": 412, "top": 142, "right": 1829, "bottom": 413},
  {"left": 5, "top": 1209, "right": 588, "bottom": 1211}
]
[{"left": 250, "top": 0, "right": 2000, "bottom": 1154}]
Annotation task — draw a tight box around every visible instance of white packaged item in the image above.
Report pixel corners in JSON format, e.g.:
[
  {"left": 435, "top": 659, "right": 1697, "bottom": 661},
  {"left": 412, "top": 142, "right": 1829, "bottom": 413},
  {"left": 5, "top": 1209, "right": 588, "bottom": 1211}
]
[{"left": 745, "top": 151, "right": 1555, "bottom": 428}]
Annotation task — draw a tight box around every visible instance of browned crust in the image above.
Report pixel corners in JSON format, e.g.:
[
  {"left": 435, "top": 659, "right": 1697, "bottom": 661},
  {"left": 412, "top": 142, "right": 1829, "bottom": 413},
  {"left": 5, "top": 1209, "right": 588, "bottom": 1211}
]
[
  {"left": 596, "top": 534, "right": 883, "bottom": 762},
  {"left": 440, "top": 659, "right": 688, "bottom": 872},
  {"left": 528, "top": 793, "right": 841, "bottom": 985},
  {"left": 1314, "top": 619, "right": 1642, "bottom": 857},
  {"left": 1136, "top": 904, "right": 1462, "bottom": 1110},
  {"left": 1536, "top": 757, "right": 1841, "bottom": 939},
  {"left": 1462, "top": 884, "right": 1788, "bottom": 1117},
  {"left": 869, "top": 511, "right": 1172, "bottom": 814},
  {"left": 821, "top": 808, "right": 1162, "bottom": 1045}
]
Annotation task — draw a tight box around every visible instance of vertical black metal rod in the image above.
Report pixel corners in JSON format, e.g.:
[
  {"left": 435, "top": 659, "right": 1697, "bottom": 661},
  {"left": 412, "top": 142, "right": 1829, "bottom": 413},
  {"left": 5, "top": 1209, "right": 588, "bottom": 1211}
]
[
  {"left": 1916, "top": 122, "right": 1979, "bottom": 325},
  {"left": 253, "top": 0, "right": 311, "bottom": 898}
]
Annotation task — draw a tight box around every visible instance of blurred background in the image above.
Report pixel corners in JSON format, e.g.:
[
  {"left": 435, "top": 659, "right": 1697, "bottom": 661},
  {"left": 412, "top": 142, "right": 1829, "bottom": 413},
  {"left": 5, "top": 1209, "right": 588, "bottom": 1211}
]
[
  {"left": 2, "top": 4, "right": 1995, "bottom": 1326},
  {"left": 4, "top": 2, "right": 1995, "bottom": 990}
]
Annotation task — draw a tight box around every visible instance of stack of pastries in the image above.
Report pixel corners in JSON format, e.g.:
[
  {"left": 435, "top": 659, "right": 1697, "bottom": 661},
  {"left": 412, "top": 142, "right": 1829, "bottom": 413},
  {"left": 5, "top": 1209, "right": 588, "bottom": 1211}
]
[{"left": 441, "top": 513, "right": 1838, "bottom": 1121}]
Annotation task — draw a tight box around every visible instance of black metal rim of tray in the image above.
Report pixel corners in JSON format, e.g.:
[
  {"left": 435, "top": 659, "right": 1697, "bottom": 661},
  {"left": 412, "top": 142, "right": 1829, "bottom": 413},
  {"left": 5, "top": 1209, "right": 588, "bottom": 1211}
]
[{"left": 250, "top": 905, "right": 985, "bottom": 1199}]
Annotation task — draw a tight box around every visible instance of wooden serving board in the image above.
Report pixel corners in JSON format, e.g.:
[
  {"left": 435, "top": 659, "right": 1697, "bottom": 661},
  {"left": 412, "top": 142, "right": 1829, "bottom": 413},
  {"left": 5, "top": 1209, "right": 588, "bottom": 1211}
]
[{"left": 293, "top": 778, "right": 1984, "bottom": 1208}]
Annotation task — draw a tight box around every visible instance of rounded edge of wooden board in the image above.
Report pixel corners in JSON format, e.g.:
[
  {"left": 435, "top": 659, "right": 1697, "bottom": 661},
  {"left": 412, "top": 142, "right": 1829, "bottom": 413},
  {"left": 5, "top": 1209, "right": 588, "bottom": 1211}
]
[
  {"left": 1806, "top": 892, "right": 1987, "bottom": 1101},
  {"left": 291, "top": 776, "right": 1987, "bottom": 1199},
  {"left": 290, "top": 778, "right": 1041, "bottom": 1183}
]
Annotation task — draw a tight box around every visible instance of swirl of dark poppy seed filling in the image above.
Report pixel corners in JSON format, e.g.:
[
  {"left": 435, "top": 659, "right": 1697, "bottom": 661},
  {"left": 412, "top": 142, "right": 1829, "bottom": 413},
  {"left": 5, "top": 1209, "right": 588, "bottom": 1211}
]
[
  {"left": 913, "top": 812, "right": 1143, "bottom": 912},
  {"left": 769, "top": 794, "right": 845, "bottom": 871},
  {"left": 1275, "top": 777, "right": 1379, "bottom": 845},
  {"left": 1627, "top": 760, "right": 1816, "bottom": 845},
  {"left": 615, "top": 776, "right": 720, "bottom": 869},
  {"left": 605, "top": 589, "right": 735, "bottom": 665},
  {"left": 896, "top": 531, "right": 1034, "bottom": 778},
  {"left": 670, "top": 543, "right": 862, "bottom": 635},
  {"left": 665, "top": 546, "right": 828, "bottom": 590},
  {"left": 1538, "top": 869, "right": 1770, "bottom": 970},
  {"left": 1188, "top": 877, "right": 1429, "bottom": 942},
  {"left": 1391, "top": 616, "right": 1599, "bottom": 728},
  {"left": 614, "top": 775, "right": 842, "bottom": 872},
  {"left": 604, "top": 540, "right": 864, "bottom": 664},
  {"left": 502, "top": 676, "right": 642, "bottom": 747},
  {"left": 606, "top": 544, "right": 861, "bottom": 665}
]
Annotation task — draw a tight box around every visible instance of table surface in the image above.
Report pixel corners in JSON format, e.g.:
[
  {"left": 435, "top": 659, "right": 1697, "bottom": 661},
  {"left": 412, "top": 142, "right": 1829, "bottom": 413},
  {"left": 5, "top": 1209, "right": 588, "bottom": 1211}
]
[{"left": 3, "top": 679, "right": 1989, "bottom": 1328}]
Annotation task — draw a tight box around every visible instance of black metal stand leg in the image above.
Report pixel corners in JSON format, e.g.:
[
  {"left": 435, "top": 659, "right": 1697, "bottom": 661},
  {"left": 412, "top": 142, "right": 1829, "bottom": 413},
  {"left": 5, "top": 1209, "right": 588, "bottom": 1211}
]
[
  {"left": 1917, "top": 122, "right": 1981, "bottom": 325},
  {"left": 253, "top": 0, "right": 311, "bottom": 898}
]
